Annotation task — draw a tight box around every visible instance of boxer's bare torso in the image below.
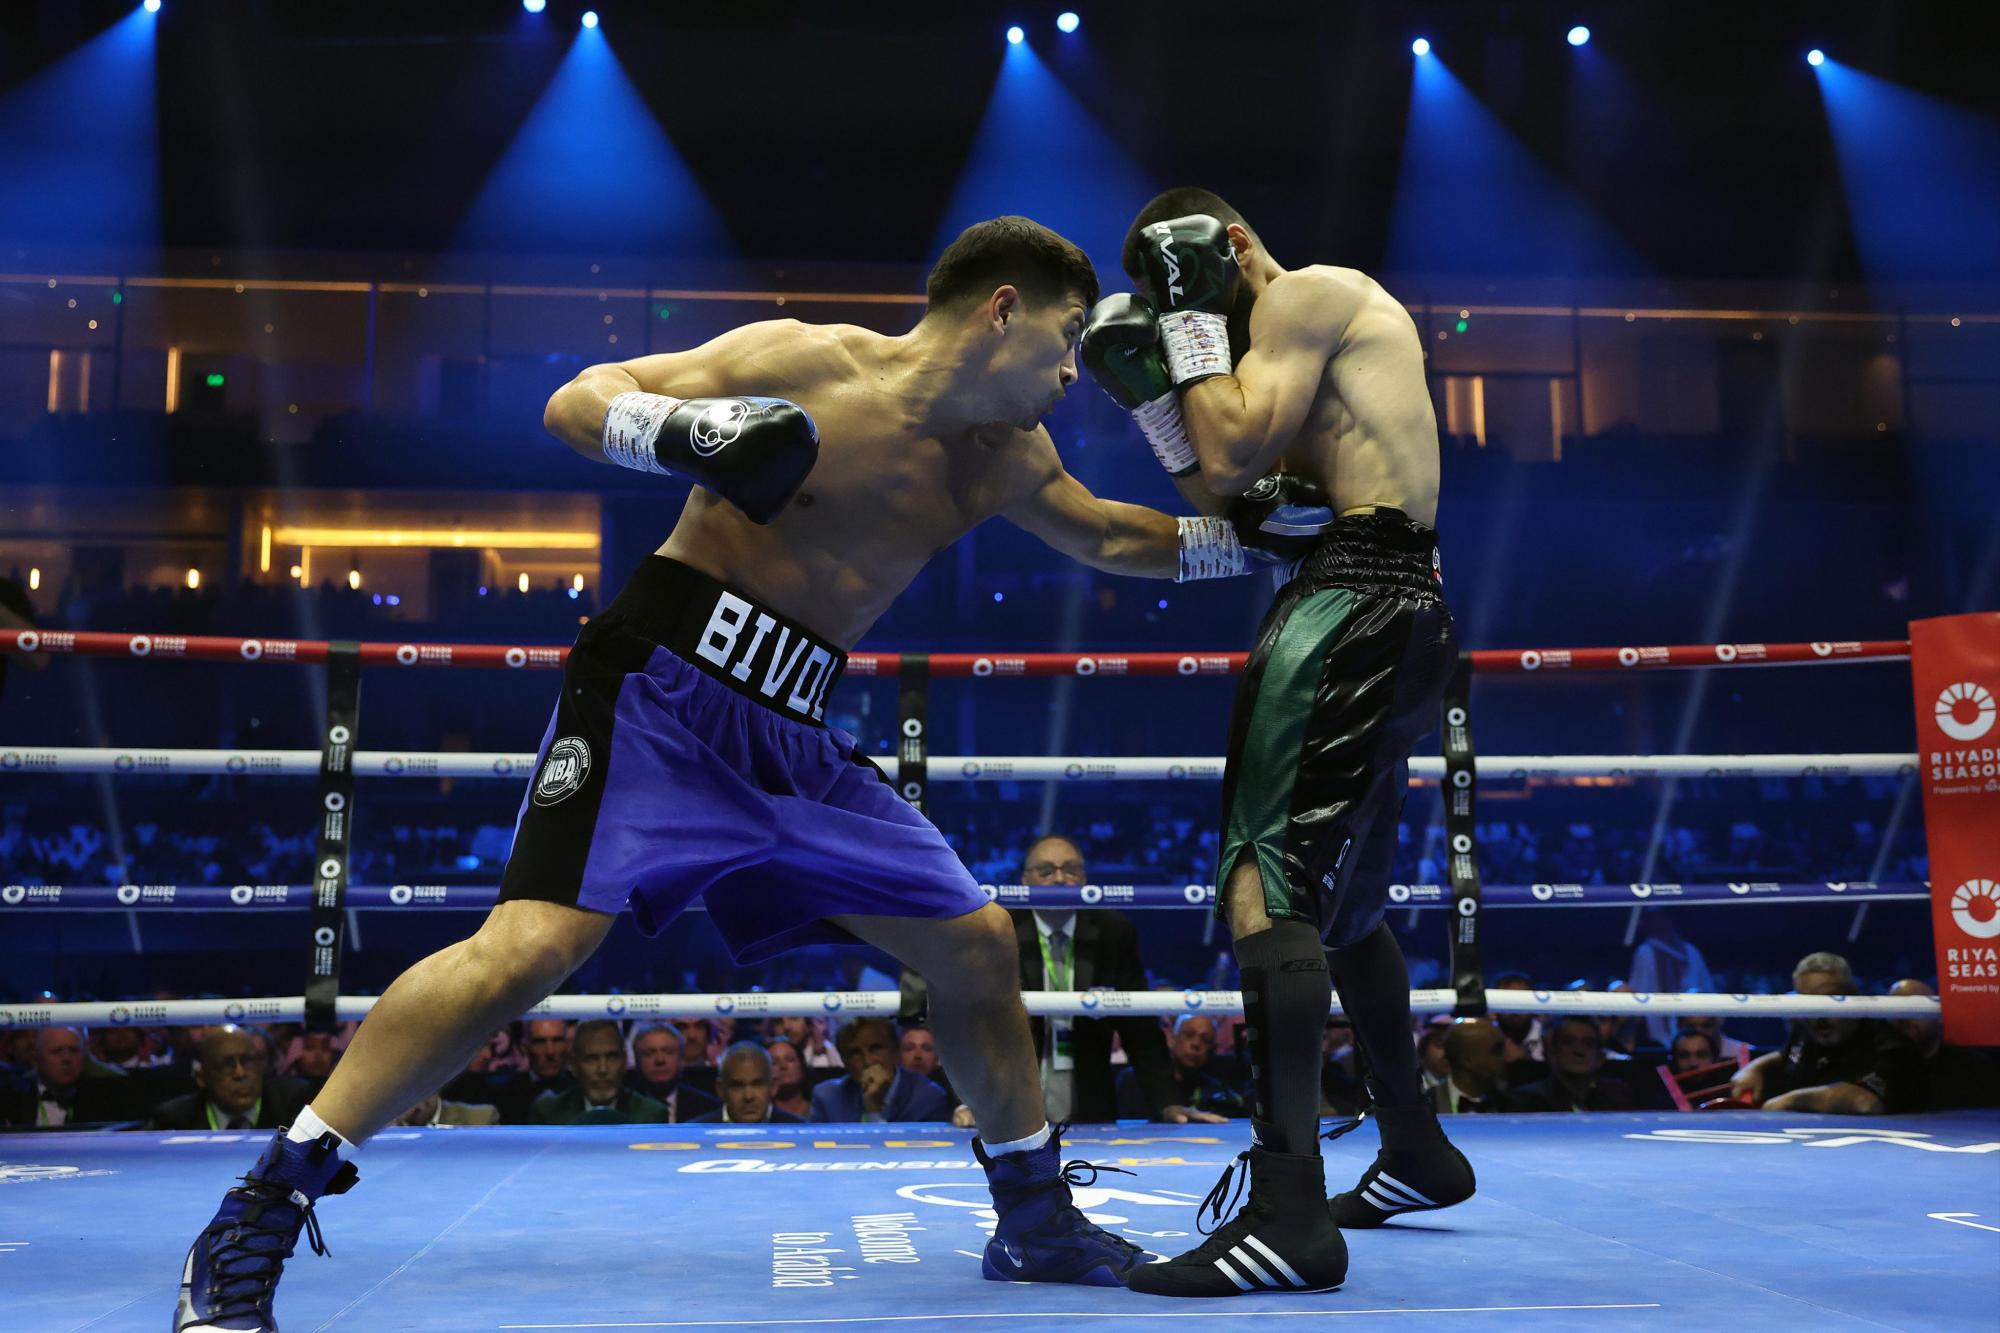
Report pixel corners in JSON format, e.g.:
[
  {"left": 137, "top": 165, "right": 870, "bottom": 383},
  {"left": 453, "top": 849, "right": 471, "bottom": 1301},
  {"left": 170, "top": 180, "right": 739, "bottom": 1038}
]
[
  {"left": 546, "top": 316, "right": 1180, "bottom": 647},
  {"left": 1176, "top": 262, "right": 1441, "bottom": 530}
]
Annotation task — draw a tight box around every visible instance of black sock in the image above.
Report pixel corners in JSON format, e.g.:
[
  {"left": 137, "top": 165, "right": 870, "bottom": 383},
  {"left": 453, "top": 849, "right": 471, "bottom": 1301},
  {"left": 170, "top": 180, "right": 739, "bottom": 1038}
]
[
  {"left": 1235, "top": 919, "right": 1332, "bottom": 1156},
  {"left": 1327, "top": 921, "right": 1425, "bottom": 1116}
]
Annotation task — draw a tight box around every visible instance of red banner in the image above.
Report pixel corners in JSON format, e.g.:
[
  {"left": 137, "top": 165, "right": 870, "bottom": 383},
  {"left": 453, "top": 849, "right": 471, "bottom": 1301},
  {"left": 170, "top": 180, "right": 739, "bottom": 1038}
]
[{"left": 1911, "top": 613, "right": 2000, "bottom": 1045}]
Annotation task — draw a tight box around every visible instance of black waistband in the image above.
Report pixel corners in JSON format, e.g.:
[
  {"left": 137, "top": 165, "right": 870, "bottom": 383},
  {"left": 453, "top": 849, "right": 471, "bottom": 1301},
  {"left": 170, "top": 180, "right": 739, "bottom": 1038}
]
[
  {"left": 600, "top": 557, "right": 846, "bottom": 725},
  {"left": 1297, "top": 509, "right": 1444, "bottom": 597}
]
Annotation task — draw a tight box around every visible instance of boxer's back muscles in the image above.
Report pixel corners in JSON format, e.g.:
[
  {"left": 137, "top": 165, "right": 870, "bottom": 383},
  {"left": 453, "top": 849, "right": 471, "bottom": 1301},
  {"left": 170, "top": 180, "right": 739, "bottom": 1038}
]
[
  {"left": 1280, "top": 266, "right": 1440, "bottom": 528},
  {"left": 551, "top": 316, "right": 1106, "bottom": 646}
]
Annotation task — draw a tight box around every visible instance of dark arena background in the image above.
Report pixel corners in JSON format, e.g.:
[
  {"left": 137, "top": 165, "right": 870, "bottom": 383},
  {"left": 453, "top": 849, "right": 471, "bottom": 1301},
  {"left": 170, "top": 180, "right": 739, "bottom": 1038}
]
[{"left": 2, "top": 4, "right": 1996, "bottom": 1332}]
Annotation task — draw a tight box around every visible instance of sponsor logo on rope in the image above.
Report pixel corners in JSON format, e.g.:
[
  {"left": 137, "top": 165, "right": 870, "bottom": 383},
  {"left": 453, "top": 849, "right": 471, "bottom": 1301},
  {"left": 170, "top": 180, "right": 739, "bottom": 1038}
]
[
  {"left": 224, "top": 1002, "right": 246, "bottom": 1021},
  {"left": 532, "top": 737, "right": 591, "bottom": 806},
  {"left": 1935, "top": 682, "right": 1997, "bottom": 743},
  {"left": 1184, "top": 884, "right": 1210, "bottom": 904},
  {"left": 1079, "top": 993, "right": 1101, "bottom": 1010},
  {"left": 1520, "top": 650, "right": 1541, "bottom": 670},
  {"left": 1075, "top": 657, "right": 1097, "bottom": 676},
  {"left": 1079, "top": 885, "right": 1103, "bottom": 904},
  {"left": 116, "top": 885, "right": 140, "bottom": 905},
  {"left": 605, "top": 997, "right": 627, "bottom": 1016},
  {"left": 505, "top": 647, "right": 528, "bottom": 668},
  {"left": 972, "top": 657, "right": 994, "bottom": 677},
  {"left": 231, "top": 886, "right": 256, "bottom": 906},
  {"left": 15, "top": 630, "right": 38, "bottom": 652},
  {"left": 713, "top": 996, "right": 736, "bottom": 1014},
  {"left": 1, "top": 886, "right": 23, "bottom": 905},
  {"left": 1950, "top": 880, "right": 2000, "bottom": 941}
]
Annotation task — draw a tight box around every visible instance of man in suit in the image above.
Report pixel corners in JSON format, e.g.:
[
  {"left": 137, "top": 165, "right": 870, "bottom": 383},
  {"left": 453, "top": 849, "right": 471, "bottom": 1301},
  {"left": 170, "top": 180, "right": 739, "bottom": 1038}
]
[
  {"left": 691, "top": 1042, "right": 805, "bottom": 1124},
  {"left": 1117, "top": 1015, "right": 1248, "bottom": 1119},
  {"left": 626, "top": 1023, "right": 721, "bottom": 1122},
  {"left": 0, "top": 1026, "right": 143, "bottom": 1128},
  {"left": 810, "top": 1018, "right": 950, "bottom": 1122},
  {"left": 149, "top": 1026, "right": 312, "bottom": 1131},
  {"left": 530, "top": 1020, "right": 670, "bottom": 1125},
  {"left": 1004, "top": 835, "right": 1221, "bottom": 1126},
  {"left": 1509, "top": 1016, "right": 1635, "bottom": 1112}
]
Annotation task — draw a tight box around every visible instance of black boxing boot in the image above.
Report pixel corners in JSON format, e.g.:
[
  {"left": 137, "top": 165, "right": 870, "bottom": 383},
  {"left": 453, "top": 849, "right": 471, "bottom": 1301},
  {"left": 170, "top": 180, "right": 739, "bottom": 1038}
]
[
  {"left": 1128, "top": 1130, "right": 1347, "bottom": 1297},
  {"left": 1325, "top": 1102, "right": 1476, "bottom": 1228}
]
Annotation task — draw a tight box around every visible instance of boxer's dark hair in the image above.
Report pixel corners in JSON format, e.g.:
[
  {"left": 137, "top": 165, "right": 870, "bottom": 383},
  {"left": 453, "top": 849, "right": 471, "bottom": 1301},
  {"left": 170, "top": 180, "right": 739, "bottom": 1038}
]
[
  {"left": 1123, "top": 187, "right": 1257, "bottom": 279},
  {"left": 926, "top": 216, "right": 1099, "bottom": 313}
]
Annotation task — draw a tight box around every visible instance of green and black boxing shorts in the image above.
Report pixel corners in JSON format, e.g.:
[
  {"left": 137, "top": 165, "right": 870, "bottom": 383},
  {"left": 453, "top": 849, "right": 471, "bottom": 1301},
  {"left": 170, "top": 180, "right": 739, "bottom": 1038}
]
[{"left": 1217, "top": 508, "right": 1456, "bottom": 947}]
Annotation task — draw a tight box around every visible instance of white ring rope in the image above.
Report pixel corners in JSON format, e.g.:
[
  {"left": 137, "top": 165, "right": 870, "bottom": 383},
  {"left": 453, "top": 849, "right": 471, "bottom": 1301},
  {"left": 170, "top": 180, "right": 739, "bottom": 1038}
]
[
  {"left": 0, "top": 747, "right": 1920, "bottom": 780},
  {"left": 0, "top": 989, "right": 1941, "bottom": 1030}
]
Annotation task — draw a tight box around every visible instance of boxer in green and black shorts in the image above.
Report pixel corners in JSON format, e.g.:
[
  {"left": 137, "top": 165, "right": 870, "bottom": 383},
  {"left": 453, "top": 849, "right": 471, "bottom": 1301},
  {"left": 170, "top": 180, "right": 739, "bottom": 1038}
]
[
  {"left": 1220, "top": 508, "right": 1454, "bottom": 950},
  {"left": 1083, "top": 187, "right": 1477, "bottom": 1298}
]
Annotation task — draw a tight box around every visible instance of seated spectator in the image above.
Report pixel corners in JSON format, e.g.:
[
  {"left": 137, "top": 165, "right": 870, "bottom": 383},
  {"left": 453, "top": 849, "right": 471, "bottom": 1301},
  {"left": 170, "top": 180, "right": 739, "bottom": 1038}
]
[
  {"left": 766, "top": 1039, "right": 814, "bottom": 1120},
  {"left": 1417, "top": 1023, "right": 1453, "bottom": 1101},
  {"left": 283, "top": 1028, "right": 345, "bottom": 1095},
  {"left": 1670, "top": 1029, "right": 1723, "bottom": 1075},
  {"left": 898, "top": 1023, "right": 956, "bottom": 1106},
  {"left": 810, "top": 1018, "right": 949, "bottom": 1122},
  {"left": 1889, "top": 979, "right": 2000, "bottom": 1109},
  {"left": 440, "top": 1025, "right": 541, "bottom": 1122},
  {"left": 625, "top": 1023, "right": 720, "bottom": 1123},
  {"left": 1627, "top": 910, "right": 1715, "bottom": 1047},
  {"left": 1435, "top": 1018, "right": 1512, "bottom": 1114},
  {"left": 1117, "top": 1016, "right": 1247, "bottom": 1120},
  {"left": 1509, "top": 1016, "right": 1635, "bottom": 1112},
  {"left": 692, "top": 1042, "right": 804, "bottom": 1124},
  {"left": 390, "top": 1092, "right": 502, "bottom": 1127},
  {"left": 772, "top": 1015, "right": 842, "bottom": 1068},
  {"left": 1679, "top": 1015, "right": 1750, "bottom": 1063},
  {"left": 531, "top": 1020, "right": 669, "bottom": 1125},
  {"left": 1732, "top": 952, "right": 1924, "bottom": 1115},
  {"left": 1, "top": 1027, "right": 135, "bottom": 1128},
  {"left": 1490, "top": 973, "right": 1548, "bottom": 1086},
  {"left": 150, "top": 1026, "right": 310, "bottom": 1131},
  {"left": 90, "top": 1024, "right": 164, "bottom": 1070}
]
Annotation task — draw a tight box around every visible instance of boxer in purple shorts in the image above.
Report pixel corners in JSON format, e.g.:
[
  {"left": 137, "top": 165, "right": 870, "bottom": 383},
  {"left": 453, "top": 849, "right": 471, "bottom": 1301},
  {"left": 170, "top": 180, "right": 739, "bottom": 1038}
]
[{"left": 176, "top": 217, "right": 1322, "bottom": 1331}]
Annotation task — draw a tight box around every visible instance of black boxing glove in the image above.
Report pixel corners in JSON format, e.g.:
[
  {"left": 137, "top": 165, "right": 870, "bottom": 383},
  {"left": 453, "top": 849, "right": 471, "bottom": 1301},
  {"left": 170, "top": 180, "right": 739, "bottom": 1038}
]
[
  {"left": 1227, "top": 473, "right": 1334, "bottom": 565},
  {"left": 1129, "top": 214, "right": 1240, "bottom": 386},
  {"left": 1080, "top": 293, "right": 1197, "bottom": 477},
  {"left": 602, "top": 392, "right": 818, "bottom": 524}
]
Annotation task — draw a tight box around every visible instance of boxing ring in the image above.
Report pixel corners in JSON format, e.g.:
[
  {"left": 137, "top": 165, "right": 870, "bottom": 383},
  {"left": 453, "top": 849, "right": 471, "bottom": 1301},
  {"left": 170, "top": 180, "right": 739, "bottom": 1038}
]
[{"left": 4, "top": 627, "right": 1996, "bottom": 1331}]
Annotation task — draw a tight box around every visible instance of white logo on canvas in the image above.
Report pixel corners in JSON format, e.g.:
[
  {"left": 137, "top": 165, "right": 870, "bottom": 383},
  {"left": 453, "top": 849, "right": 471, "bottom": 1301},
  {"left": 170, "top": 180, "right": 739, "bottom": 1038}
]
[
  {"left": 1936, "top": 682, "right": 1997, "bottom": 743},
  {"left": 690, "top": 400, "right": 751, "bottom": 457}
]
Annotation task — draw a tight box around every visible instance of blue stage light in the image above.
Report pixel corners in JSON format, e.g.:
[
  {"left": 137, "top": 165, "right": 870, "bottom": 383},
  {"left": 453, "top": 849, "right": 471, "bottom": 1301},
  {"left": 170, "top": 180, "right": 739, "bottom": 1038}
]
[
  {"left": 522, "top": 0, "right": 544, "bottom": 11},
  {"left": 1007, "top": 25, "right": 1024, "bottom": 45},
  {"left": 1056, "top": 12, "right": 1079, "bottom": 33},
  {"left": 143, "top": 0, "right": 160, "bottom": 11},
  {"left": 581, "top": 9, "right": 598, "bottom": 29},
  {"left": 1807, "top": 49, "right": 1825, "bottom": 66},
  {"left": 1412, "top": 37, "right": 1431, "bottom": 57},
  {"left": 1567, "top": 25, "right": 1590, "bottom": 47}
]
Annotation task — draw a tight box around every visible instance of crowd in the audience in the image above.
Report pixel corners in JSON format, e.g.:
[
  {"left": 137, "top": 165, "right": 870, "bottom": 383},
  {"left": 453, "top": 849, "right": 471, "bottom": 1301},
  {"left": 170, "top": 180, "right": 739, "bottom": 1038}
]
[{"left": 6, "top": 947, "right": 1993, "bottom": 1133}]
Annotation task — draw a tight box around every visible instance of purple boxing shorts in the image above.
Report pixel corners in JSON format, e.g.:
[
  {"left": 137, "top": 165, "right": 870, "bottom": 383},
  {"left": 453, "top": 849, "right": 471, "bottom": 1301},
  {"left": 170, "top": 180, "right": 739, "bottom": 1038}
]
[{"left": 497, "top": 556, "right": 988, "bottom": 963}]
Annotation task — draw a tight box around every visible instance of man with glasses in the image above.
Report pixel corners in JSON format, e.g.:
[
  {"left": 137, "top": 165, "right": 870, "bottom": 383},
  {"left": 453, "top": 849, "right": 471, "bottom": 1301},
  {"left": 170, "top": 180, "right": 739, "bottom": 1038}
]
[
  {"left": 150, "top": 1026, "right": 311, "bottom": 1131},
  {"left": 986, "top": 835, "right": 1222, "bottom": 1127}
]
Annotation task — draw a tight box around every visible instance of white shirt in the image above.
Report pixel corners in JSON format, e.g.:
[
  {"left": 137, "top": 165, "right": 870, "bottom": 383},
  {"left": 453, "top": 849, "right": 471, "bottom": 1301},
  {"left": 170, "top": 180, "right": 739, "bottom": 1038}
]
[{"left": 1033, "top": 911, "right": 1077, "bottom": 1121}]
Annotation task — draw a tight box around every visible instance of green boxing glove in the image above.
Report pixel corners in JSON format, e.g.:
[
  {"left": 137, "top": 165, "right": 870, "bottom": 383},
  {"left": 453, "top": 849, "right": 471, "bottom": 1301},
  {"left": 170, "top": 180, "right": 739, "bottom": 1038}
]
[
  {"left": 1080, "top": 293, "right": 1197, "bottom": 476},
  {"left": 1131, "top": 213, "right": 1240, "bottom": 386}
]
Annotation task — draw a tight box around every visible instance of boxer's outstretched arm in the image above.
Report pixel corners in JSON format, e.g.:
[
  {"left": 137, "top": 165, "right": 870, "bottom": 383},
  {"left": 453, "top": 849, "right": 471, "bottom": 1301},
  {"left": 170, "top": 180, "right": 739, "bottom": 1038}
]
[
  {"left": 1002, "top": 432, "right": 1179, "bottom": 579},
  {"left": 1179, "top": 271, "right": 1352, "bottom": 494},
  {"left": 542, "top": 321, "right": 806, "bottom": 463}
]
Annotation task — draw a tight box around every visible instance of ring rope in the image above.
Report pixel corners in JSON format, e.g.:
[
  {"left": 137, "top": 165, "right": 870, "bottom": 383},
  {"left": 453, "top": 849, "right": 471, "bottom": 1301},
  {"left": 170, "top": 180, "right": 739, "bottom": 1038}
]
[
  {"left": 0, "top": 989, "right": 1941, "bottom": 1031},
  {"left": 0, "top": 882, "right": 1932, "bottom": 912},
  {"left": 0, "top": 747, "right": 1920, "bottom": 780},
  {"left": 0, "top": 629, "right": 1912, "bottom": 676}
]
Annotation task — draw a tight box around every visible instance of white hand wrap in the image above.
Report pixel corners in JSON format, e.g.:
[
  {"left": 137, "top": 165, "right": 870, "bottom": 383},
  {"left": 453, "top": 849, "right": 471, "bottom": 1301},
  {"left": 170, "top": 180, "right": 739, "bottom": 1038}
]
[
  {"left": 1176, "top": 516, "right": 1247, "bottom": 582},
  {"left": 603, "top": 391, "right": 685, "bottom": 475},
  {"left": 1132, "top": 391, "right": 1197, "bottom": 475},
  {"left": 1157, "top": 309, "right": 1233, "bottom": 384}
]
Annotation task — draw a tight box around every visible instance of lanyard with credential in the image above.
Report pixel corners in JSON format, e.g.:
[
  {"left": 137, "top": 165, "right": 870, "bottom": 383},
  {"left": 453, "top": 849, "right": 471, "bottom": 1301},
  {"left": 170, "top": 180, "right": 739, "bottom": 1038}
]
[{"left": 1038, "top": 929, "right": 1076, "bottom": 1072}]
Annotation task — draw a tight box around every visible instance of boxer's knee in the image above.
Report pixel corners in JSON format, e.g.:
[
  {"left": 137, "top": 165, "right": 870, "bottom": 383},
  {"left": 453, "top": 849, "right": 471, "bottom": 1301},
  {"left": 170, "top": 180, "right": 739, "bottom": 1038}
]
[
  {"left": 466, "top": 899, "right": 610, "bottom": 995},
  {"left": 936, "top": 904, "right": 1022, "bottom": 1001}
]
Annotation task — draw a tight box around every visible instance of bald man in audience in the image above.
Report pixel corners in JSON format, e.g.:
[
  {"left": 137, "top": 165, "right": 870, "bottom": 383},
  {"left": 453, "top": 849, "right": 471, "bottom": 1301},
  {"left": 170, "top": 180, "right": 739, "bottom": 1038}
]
[
  {"left": 1437, "top": 1019, "right": 1511, "bottom": 1114},
  {"left": 151, "top": 1027, "right": 311, "bottom": 1131},
  {"left": 1888, "top": 979, "right": 2000, "bottom": 1109}
]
